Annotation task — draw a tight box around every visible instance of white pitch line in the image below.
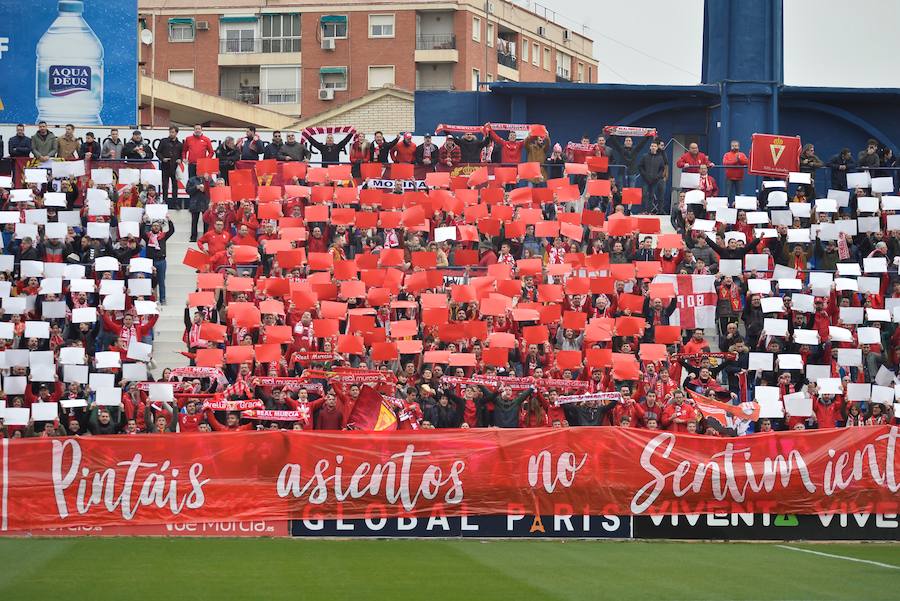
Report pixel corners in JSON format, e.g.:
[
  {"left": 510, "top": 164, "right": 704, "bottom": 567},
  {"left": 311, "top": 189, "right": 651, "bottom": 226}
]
[{"left": 776, "top": 544, "right": 900, "bottom": 570}]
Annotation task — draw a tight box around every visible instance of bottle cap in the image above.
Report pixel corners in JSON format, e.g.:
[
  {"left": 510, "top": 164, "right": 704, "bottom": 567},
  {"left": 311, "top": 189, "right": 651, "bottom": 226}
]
[{"left": 59, "top": 1, "right": 84, "bottom": 14}]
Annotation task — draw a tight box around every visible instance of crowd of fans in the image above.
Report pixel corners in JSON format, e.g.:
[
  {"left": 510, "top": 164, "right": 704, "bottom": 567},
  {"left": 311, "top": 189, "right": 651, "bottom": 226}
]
[{"left": 2, "top": 121, "right": 899, "bottom": 439}]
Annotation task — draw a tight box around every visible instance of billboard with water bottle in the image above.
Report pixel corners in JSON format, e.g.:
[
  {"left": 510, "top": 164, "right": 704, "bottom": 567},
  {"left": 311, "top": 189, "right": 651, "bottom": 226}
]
[{"left": 0, "top": 0, "right": 137, "bottom": 126}]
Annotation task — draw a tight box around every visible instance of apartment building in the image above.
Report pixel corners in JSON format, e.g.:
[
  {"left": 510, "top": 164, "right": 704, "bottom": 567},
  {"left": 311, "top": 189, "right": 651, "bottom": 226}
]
[{"left": 138, "top": 0, "right": 597, "bottom": 125}]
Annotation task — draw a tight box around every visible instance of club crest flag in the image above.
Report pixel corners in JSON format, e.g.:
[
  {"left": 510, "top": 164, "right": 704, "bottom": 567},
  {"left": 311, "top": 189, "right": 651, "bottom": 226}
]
[
  {"left": 650, "top": 274, "right": 716, "bottom": 329},
  {"left": 749, "top": 133, "right": 801, "bottom": 178}
]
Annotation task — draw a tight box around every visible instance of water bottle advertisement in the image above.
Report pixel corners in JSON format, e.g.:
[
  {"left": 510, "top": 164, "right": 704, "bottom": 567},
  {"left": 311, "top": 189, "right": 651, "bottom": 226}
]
[{"left": 0, "top": 0, "right": 137, "bottom": 126}]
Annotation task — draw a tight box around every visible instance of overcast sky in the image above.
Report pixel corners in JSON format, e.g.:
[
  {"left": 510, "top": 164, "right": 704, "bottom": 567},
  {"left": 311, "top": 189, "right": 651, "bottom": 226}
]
[{"left": 532, "top": 0, "right": 900, "bottom": 87}]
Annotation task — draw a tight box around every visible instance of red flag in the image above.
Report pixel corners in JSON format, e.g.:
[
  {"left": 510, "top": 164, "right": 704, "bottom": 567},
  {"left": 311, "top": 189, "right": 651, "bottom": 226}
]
[
  {"left": 749, "top": 133, "right": 801, "bottom": 178},
  {"left": 347, "top": 386, "right": 398, "bottom": 431},
  {"left": 688, "top": 389, "right": 760, "bottom": 427}
]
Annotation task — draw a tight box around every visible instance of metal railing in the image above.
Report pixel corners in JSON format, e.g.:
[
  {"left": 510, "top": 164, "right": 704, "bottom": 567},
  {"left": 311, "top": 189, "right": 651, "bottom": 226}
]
[
  {"left": 416, "top": 33, "right": 456, "bottom": 50},
  {"left": 555, "top": 68, "right": 571, "bottom": 82},
  {"left": 497, "top": 50, "right": 518, "bottom": 70},
  {"left": 218, "top": 37, "right": 301, "bottom": 54},
  {"left": 219, "top": 88, "right": 300, "bottom": 105}
]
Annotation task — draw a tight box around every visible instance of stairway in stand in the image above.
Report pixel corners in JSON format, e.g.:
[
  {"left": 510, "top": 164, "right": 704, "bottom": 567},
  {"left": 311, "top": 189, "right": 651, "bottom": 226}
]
[{"left": 152, "top": 209, "right": 193, "bottom": 375}]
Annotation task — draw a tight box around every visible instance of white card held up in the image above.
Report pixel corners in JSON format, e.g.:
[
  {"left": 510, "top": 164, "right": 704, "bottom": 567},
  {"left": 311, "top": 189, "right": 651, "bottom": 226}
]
[
  {"left": 1, "top": 408, "right": 29, "bottom": 426},
  {"left": 814, "top": 198, "right": 837, "bottom": 213},
  {"left": 94, "top": 256, "right": 119, "bottom": 272},
  {"left": 745, "top": 211, "right": 769, "bottom": 225},
  {"left": 773, "top": 265, "right": 797, "bottom": 280},
  {"left": 15, "top": 223, "right": 39, "bottom": 240},
  {"left": 60, "top": 398, "right": 88, "bottom": 409},
  {"left": 786, "top": 228, "right": 810, "bottom": 244},
  {"left": 715, "top": 207, "right": 737, "bottom": 224},
  {"left": 788, "top": 203, "right": 811, "bottom": 218},
  {"left": 735, "top": 195, "right": 757, "bottom": 210},
  {"left": 148, "top": 383, "right": 174, "bottom": 403},
  {"left": 0, "top": 176, "right": 11, "bottom": 188},
  {"left": 102, "top": 294, "right": 126, "bottom": 311},
  {"left": 87, "top": 196, "right": 110, "bottom": 217},
  {"left": 2, "top": 297, "right": 27, "bottom": 314},
  {"left": 763, "top": 180, "right": 787, "bottom": 189},
  {"left": 888, "top": 214, "right": 900, "bottom": 231},
  {"left": 763, "top": 318, "right": 788, "bottom": 336},
  {"left": 783, "top": 392, "right": 812, "bottom": 417},
  {"left": 680, "top": 172, "right": 700, "bottom": 189},
  {"left": 753, "top": 228, "right": 779, "bottom": 239},
  {"left": 91, "top": 169, "right": 114, "bottom": 185},
  {"left": 24, "top": 321, "right": 50, "bottom": 339},
  {"left": 145, "top": 203, "right": 168, "bottom": 221},
  {"left": 134, "top": 300, "right": 159, "bottom": 315},
  {"left": 827, "top": 188, "right": 851, "bottom": 204},
  {"left": 38, "top": 277, "right": 62, "bottom": 295},
  {"left": 808, "top": 271, "right": 833, "bottom": 289},
  {"left": 866, "top": 308, "right": 891, "bottom": 322},
  {"left": 41, "top": 301, "right": 67, "bottom": 319},
  {"left": 684, "top": 189, "right": 706, "bottom": 204},
  {"left": 838, "top": 306, "right": 864, "bottom": 324},
  {"left": 118, "top": 221, "right": 140, "bottom": 238},
  {"left": 834, "top": 278, "right": 858, "bottom": 292},
  {"left": 760, "top": 296, "right": 785, "bottom": 313},
  {"left": 788, "top": 172, "right": 811, "bottom": 184},
  {"left": 744, "top": 254, "right": 769, "bottom": 271},
  {"left": 126, "top": 339, "right": 153, "bottom": 362},
  {"left": 777, "top": 354, "right": 804, "bottom": 369},
  {"left": 44, "top": 222, "right": 67, "bottom": 239},
  {"left": 130, "top": 257, "right": 154, "bottom": 274},
  {"left": 25, "top": 208, "right": 48, "bottom": 225},
  {"left": 871, "top": 385, "right": 894, "bottom": 405},
  {"left": 89, "top": 373, "right": 115, "bottom": 389},
  {"left": 835, "top": 262, "right": 861, "bottom": 276},
  {"left": 63, "top": 365, "right": 89, "bottom": 384},
  {"left": 846, "top": 171, "right": 871, "bottom": 189},
  {"left": 691, "top": 219, "right": 716, "bottom": 231},
  {"left": 770, "top": 210, "right": 792, "bottom": 226},
  {"left": 847, "top": 383, "right": 870, "bottom": 401},
  {"left": 118, "top": 169, "right": 140, "bottom": 185},
  {"left": 44, "top": 192, "right": 67, "bottom": 207},
  {"left": 777, "top": 278, "right": 802, "bottom": 290},
  {"left": 59, "top": 347, "right": 86, "bottom": 365},
  {"left": 718, "top": 259, "right": 742, "bottom": 276},
  {"left": 0, "top": 323, "right": 14, "bottom": 339},
  {"left": 748, "top": 279, "right": 771, "bottom": 295},
  {"left": 837, "top": 348, "right": 863, "bottom": 367},
  {"left": 766, "top": 190, "right": 788, "bottom": 206},
  {"left": 870, "top": 176, "right": 894, "bottom": 193},
  {"left": 9, "top": 189, "right": 32, "bottom": 203},
  {"left": 435, "top": 226, "right": 456, "bottom": 243},
  {"left": 31, "top": 402, "right": 58, "bottom": 421},
  {"left": 69, "top": 278, "right": 95, "bottom": 293},
  {"left": 25, "top": 168, "right": 48, "bottom": 183},
  {"left": 724, "top": 231, "right": 746, "bottom": 244},
  {"left": 3, "top": 375, "right": 27, "bottom": 395},
  {"left": 95, "top": 351, "right": 121, "bottom": 369},
  {"left": 30, "top": 363, "right": 57, "bottom": 382},
  {"left": 863, "top": 257, "right": 888, "bottom": 273},
  {"left": 857, "top": 196, "right": 879, "bottom": 213},
  {"left": 882, "top": 195, "right": 900, "bottom": 210},
  {"left": 857, "top": 217, "right": 881, "bottom": 234},
  {"left": 128, "top": 278, "right": 152, "bottom": 297},
  {"left": 99, "top": 279, "right": 125, "bottom": 295},
  {"left": 95, "top": 387, "right": 122, "bottom": 406},
  {"left": 122, "top": 362, "right": 148, "bottom": 382},
  {"left": 817, "top": 377, "right": 843, "bottom": 395},
  {"left": 86, "top": 221, "right": 110, "bottom": 239},
  {"left": 120, "top": 206, "right": 144, "bottom": 223},
  {"left": 755, "top": 386, "right": 781, "bottom": 403},
  {"left": 806, "top": 364, "right": 832, "bottom": 382},
  {"left": 758, "top": 398, "right": 784, "bottom": 419},
  {"left": 72, "top": 307, "right": 97, "bottom": 323},
  {"left": 828, "top": 326, "right": 853, "bottom": 342},
  {"left": 30, "top": 350, "right": 54, "bottom": 366},
  {"left": 748, "top": 352, "right": 773, "bottom": 371}
]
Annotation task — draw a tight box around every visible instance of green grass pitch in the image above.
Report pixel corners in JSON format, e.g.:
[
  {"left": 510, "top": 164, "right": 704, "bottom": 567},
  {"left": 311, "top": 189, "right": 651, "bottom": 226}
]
[{"left": 0, "top": 538, "right": 897, "bottom": 600}]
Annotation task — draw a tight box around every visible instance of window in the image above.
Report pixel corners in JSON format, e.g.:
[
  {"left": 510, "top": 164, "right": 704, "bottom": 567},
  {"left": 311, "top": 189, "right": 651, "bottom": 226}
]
[
  {"left": 369, "top": 14, "right": 394, "bottom": 38},
  {"left": 521, "top": 38, "right": 528, "bottom": 63},
  {"left": 261, "top": 13, "right": 300, "bottom": 53},
  {"left": 261, "top": 66, "right": 299, "bottom": 104},
  {"left": 589, "top": 66, "right": 593, "bottom": 82},
  {"left": 167, "top": 69, "right": 194, "bottom": 88},
  {"left": 472, "top": 16, "right": 481, "bottom": 42},
  {"left": 168, "top": 20, "right": 194, "bottom": 42},
  {"left": 577, "top": 62, "right": 584, "bottom": 82},
  {"left": 543, "top": 47, "right": 551, "bottom": 70},
  {"left": 321, "top": 15, "right": 348, "bottom": 38},
  {"left": 532, "top": 42, "right": 539, "bottom": 65},
  {"left": 368, "top": 65, "right": 395, "bottom": 89},
  {"left": 223, "top": 27, "right": 256, "bottom": 53},
  {"left": 472, "top": 68, "right": 480, "bottom": 90},
  {"left": 320, "top": 67, "right": 348, "bottom": 90},
  {"left": 486, "top": 73, "right": 493, "bottom": 83},
  {"left": 486, "top": 23, "right": 494, "bottom": 47}
]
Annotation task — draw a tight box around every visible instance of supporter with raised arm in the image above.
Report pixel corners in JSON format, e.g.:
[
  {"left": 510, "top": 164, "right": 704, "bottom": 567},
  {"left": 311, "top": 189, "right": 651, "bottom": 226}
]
[
  {"left": 307, "top": 130, "right": 354, "bottom": 165},
  {"left": 487, "top": 124, "right": 525, "bottom": 165}
]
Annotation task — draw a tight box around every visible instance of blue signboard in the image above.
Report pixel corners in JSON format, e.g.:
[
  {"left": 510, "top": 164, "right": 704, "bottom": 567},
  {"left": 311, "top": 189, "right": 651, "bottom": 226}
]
[{"left": 0, "top": 0, "right": 137, "bottom": 125}]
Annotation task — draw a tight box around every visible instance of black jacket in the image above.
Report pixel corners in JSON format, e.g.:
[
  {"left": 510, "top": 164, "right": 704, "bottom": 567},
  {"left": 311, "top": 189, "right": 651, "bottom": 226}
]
[
  {"left": 478, "top": 385, "right": 532, "bottom": 428},
  {"left": 308, "top": 133, "right": 353, "bottom": 165},
  {"left": 638, "top": 151, "right": 667, "bottom": 184},
  {"left": 238, "top": 136, "right": 265, "bottom": 160},
  {"left": 123, "top": 140, "right": 152, "bottom": 161},
  {"left": 216, "top": 145, "right": 240, "bottom": 171},
  {"left": 79, "top": 141, "right": 101, "bottom": 159},
  {"left": 456, "top": 136, "right": 487, "bottom": 163},
  {"left": 367, "top": 136, "right": 399, "bottom": 163},
  {"left": 609, "top": 136, "right": 650, "bottom": 174},
  {"left": 186, "top": 176, "right": 211, "bottom": 213},
  {"left": 414, "top": 143, "right": 439, "bottom": 166},
  {"left": 156, "top": 137, "right": 184, "bottom": 171},
  {"left": 7, "top": 134, "right": 32, "bottom": 158}
]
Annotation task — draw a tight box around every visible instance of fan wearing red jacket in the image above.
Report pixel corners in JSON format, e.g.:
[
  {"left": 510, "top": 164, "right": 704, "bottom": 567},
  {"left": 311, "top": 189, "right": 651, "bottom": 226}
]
[
  {"left": 721, "top": 140, "right": 749, "bottom": 201},
  {"left": 675, "top": 142, "right": 713, "bottom": 173},
  {"left": 100, "top": 308, "right": 158, "bottom": 348},
  {"left": 204, "top": 408, "right": 255, "bottom": 431},
  {"left": 198, "top": 219, "right": 232, "bottom": 255},
  {"left": 182, "top": 125, "right": 215, "bottom": 178},
  {"left": 661, "top": 389, "right": 699, "bottom": 432},
  {"left": 389, "top": 133, "right": 417, "bottom": 163},
  {"left": 487, "top": 125, "right": 525, "bottom": 164}
]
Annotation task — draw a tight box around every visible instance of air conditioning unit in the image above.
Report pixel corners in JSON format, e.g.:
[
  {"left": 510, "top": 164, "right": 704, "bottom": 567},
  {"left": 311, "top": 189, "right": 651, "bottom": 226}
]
[
  {"left": 563, "top": 29, "right": 570, "bottom": 41},
  {"left": 318, "top": 88, "right": 335, "bottom": 100},
  {"left": 321, "top": 37, "right": 336, "bottom": 50},
  {"left": 537, "top": 25, "right": 546, "bottom": 37},
  {"left": 196, "top": 20, "right": 209, "bottom": 30}
]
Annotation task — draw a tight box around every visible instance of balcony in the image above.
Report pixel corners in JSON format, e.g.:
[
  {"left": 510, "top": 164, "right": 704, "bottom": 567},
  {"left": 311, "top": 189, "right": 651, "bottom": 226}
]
[
  {"left": 555, "top": 68, "right": 571, "bottom": 83},
  {"left": 221, "top": 87, "right": 300, "bottom": 106},
  {"left": 218, "top": 37, "right": 302, "bottom": 66},
  {"left": 497, "top": 51, "right": 518, "bottom": 70},
  {"left": 415, "top": 33, "right": 458, "bottom": 63},
  {"left": 497, "top": 50, "right": 519, "bottom": 82}
]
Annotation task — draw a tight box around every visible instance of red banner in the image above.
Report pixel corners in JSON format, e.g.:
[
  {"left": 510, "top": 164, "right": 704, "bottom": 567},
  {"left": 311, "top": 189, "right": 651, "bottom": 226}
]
[
  {"left": 2, "top": 427, "right": 898, "bottom": 531},
  {"left": 748, "top": 133, "right": 802, "bottom": 178}
]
